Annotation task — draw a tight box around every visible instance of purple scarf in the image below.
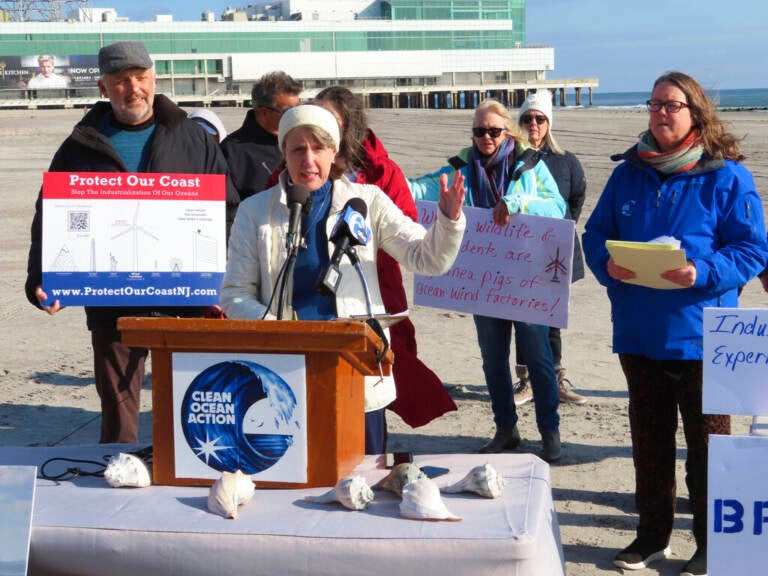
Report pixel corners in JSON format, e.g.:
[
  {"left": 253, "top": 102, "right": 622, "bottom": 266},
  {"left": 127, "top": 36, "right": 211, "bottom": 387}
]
[{"left": 467, "top": 137, "right": 516, "bottom": 208}]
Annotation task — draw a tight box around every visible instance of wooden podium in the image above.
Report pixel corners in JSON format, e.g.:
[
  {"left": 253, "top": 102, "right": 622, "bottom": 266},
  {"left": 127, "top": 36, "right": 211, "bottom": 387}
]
[{"left": 118, "top": 317, "right": 392, "bottom": 488}]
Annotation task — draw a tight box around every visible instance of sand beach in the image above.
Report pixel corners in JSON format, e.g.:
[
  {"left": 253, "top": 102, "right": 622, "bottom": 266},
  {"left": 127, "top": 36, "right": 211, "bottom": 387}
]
[{"left": 2, "top": 105, "right": 768, "bottom": 575}]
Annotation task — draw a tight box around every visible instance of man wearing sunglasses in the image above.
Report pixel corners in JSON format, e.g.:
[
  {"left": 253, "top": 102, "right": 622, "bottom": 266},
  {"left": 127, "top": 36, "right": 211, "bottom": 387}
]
[{"left": 222, "top": 71, "right": 301, "bottom": 201}]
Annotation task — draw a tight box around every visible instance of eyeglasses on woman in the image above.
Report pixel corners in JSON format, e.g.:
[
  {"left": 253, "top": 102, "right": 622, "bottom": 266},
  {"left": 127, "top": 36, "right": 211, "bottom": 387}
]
[{"left": 646, "top": 100, "right": 689, "bottom": 113}]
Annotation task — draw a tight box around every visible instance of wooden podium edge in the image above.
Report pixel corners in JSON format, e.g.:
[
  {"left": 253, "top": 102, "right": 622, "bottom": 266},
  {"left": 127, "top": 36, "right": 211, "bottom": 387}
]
[{"left": 118, "top": 317, "right": 389, "bottom": 487}]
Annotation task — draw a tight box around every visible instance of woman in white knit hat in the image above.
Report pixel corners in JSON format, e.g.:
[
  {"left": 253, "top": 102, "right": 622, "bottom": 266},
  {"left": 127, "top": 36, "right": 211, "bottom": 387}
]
[
  {"left": 220, "top": 104, "right": 467, "bottom": 454},
  {"left": 513, "top": 90, "right": 589, "bottom": 407}
]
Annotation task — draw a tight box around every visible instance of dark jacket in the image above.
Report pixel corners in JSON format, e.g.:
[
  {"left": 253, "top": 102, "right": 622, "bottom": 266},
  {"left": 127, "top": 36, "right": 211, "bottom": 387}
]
[
  {"left": 539, "top": 146, "right": 587, "bottom": 282},
  {"left": 221, "top": 109, "right": 281, "bottom": 200},
  {"left": 25, "top": 94, "right": 239, "bottom": 330}
]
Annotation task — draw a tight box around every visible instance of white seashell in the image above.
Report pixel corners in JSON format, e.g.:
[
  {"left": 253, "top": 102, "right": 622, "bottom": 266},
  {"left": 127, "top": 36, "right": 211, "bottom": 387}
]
[
  {"left": 207, "top": 470, "right": 256, "bottom": 519},
  {"left": 305, "top": 475, "right": 374, "bottom": 511},
  {"left": 399, "top": 478, "right": 462, "bottom": 521},
  {"left": 372, "top": 463, "right": 426, "bottom": 497},
  {"left": 104, "top": 452, "right": 151, "bottom": 488},
  {"left": 440, "top": 463, "right": 506, "bottom": 499}
]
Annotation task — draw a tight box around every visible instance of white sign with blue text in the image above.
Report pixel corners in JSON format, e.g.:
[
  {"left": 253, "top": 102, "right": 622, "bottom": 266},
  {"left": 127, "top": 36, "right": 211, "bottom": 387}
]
[
  {"left": 709, "top": 434, "right": 768, "bottom": 574},
  {"left": 171, "top": 352, "right": 308, "bottom": 482},
  {"left": 703, "top": 308, "right": 768, "bottom": 415},
  {"left": 415, "top": 202, "right": 574, "bottom": 329}
]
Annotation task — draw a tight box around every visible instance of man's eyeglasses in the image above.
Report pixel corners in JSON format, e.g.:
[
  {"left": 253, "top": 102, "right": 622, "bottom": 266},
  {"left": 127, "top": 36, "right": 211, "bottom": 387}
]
[
  {"left": 472, "top": 127, "right": 504, "bottom": 138},
  {"left": 646, "top": 100, "right": 690, "bottom": 114},
  {"left": 261, "top": 105, "right": 292, "bottom": 116},
  {"left": 521, "top": 115, "right": 547, "bottom": 126}
]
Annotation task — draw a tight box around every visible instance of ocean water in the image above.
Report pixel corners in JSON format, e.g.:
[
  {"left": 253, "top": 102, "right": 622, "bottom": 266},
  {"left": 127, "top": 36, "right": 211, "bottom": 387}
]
[{"left": 587, "top": 88, "right": 768, "bottom": 110}]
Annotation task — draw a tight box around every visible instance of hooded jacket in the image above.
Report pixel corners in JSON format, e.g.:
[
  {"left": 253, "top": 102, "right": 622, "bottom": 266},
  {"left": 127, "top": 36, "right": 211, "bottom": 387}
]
[
  {"left": 583, "top": 146, "right": 768, "bottom": 359},
  {"left": 25, "top": 94, "right": 239, "bottom": 329},
  {"left": 356, "top": 129, "right": 457, "bottom": 425}
]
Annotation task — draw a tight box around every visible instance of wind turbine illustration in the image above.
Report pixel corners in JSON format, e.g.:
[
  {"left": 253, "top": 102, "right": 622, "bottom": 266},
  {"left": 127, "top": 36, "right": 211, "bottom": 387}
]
[
  {"left": 545, "top": 246, "right": 569, "bottom": 283},
  {"left": 110, "top": 202, "right": 159, "bottom": 271}
]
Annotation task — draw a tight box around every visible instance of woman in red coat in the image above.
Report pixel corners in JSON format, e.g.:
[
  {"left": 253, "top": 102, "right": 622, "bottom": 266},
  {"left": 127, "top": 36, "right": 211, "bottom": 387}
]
[{"left": 315, "top": 86, "right": 457, "bottom": 436}]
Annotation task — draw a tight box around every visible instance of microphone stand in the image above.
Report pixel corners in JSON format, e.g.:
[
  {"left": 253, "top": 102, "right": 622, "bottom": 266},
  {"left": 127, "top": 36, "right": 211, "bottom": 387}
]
[
  {"left": 346, "top": 246, "right": 388, "bottom": 383},
  {"left": 346, "top": 246, "right": 374, "bottom": 318},
  {"left": 276, "top": 244, "right": 299, "bottom": 320}
]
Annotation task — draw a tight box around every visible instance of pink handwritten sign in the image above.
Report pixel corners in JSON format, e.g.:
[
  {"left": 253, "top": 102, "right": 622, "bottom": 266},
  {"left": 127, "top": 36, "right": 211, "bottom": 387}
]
[{"left": 415, "top": 202, "right": 574, "bottom": 328}]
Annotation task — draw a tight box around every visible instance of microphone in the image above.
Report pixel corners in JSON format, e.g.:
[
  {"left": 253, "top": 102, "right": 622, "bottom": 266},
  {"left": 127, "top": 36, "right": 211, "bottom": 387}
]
[
  {"left": 316, "top": 198, "right": 371, "bottom": 298},
  {"left": 285, "top": 180, "right": 311, "bottom": 253},
  {"left": 275, "top": 180, "right": 311, "bottom": 319}
]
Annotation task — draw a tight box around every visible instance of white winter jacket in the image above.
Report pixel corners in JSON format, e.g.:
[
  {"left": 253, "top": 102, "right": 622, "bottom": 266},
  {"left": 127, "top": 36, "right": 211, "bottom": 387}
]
[{"left": 220, "top": 173, "right": 466, "bottom": 411}]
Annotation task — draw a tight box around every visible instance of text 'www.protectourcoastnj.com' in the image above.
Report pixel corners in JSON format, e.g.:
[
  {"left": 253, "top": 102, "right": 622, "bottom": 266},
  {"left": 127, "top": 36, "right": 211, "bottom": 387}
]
[{"left": 49, "top": 285, "right": 218, "bottom": 298}]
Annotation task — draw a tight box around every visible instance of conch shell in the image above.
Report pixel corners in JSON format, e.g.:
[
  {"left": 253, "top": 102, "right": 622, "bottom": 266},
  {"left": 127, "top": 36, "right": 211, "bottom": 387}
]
[
  {"left": 372, "top": 463, "right": 426, "bottom": 497},
  {"left": 304, "top": 474, "right": 374, "bottom": 511},
  {"left": 399, "top": 478, "right": 462, "bottom": 521},
  {"left": 440, "top": 463, "right": 506, "bottom": 498},
  {"left": 207, "top": 470, "right": 256, "bottom": 519},
  {"left": 104, "top": 452, "right": 151, "bottom": 488}
]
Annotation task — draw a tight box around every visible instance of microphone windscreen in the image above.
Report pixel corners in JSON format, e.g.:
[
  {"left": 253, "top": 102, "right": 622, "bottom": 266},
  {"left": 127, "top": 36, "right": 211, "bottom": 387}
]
[
  {"left": 345, "top": 197, "right": 368, "bottom": 219},
  {"left": 286, "top": 181, "right": 310, "bottom": 205}
]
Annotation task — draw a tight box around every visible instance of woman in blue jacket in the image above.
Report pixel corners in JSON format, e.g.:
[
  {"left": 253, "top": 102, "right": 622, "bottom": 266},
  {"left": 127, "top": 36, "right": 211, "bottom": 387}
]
[
  {"left": 411, "top": 99, "right": 566, "bottom": 462},
  {"left": 583, "top": 71, "right": 768, "bottom": 576}
]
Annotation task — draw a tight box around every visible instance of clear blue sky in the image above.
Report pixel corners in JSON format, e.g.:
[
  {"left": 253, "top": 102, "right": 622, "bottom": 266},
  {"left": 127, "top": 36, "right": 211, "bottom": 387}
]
[
  {"left": 526, "top": 0, "right": 768, "bottom": 92},
  {"left": 102, "top": 0, "right": 768, "bottom": 93}
]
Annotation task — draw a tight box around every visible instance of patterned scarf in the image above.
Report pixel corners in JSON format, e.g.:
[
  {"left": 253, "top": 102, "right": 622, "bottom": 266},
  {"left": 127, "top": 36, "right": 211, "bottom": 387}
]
[
  {"left": 467, "top": 137, "right": 516, "bottom": 208},
  {"left": 637, "top": 130, "right": 703, "bottom": 174}
]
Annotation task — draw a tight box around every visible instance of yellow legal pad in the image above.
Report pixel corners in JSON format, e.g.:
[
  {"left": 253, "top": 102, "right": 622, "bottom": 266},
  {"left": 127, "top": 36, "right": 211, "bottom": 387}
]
[{"left": 605, "top": 240, "right": 687, "bottom": 289}]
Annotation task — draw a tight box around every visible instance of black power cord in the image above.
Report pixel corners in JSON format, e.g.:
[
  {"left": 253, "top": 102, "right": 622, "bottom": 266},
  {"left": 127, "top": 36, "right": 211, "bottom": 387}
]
[{"left": 38, "top": 445, "right": 153, "bottom": 481}]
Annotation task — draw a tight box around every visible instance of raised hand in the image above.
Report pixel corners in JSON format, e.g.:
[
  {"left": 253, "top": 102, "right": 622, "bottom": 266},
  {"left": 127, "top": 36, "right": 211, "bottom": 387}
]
[{"left": 438, "top": 172, "right": 465, "bottom": 221}]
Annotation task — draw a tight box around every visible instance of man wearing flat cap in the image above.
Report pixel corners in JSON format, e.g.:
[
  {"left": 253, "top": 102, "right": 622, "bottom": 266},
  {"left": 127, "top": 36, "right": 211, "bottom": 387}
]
[{"left": 24, "top": 40, "right": 239, "bottom": 444}]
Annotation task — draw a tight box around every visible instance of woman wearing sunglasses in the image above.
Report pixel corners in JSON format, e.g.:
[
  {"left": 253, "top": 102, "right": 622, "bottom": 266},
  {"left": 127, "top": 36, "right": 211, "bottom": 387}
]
[
  {"left": 409, "top": 99, "right": 566, "bottom": 462},
  {"left": 584, "top": 71, "right": 768, "bottom": 576},
  {"left": 514, "top": 90, "right": 588, "bottom": 407}
]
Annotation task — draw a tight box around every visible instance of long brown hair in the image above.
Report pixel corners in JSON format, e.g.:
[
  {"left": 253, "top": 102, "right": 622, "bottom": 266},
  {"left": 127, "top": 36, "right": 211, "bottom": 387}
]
[
  {"left": 652, "top": 71, "right": 743, "bottom": 161},
  {"left": 315, "top": 86, "right": 368, "bottom": 173}
]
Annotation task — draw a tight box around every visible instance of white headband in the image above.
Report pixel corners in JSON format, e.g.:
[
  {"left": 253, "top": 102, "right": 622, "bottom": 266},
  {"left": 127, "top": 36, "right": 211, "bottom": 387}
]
[{"left": 278, "top": 104, "right": 341, "bottom": 150}]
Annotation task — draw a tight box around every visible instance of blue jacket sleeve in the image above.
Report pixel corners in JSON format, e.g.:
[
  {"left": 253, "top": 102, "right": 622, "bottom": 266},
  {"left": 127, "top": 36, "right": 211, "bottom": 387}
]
[
  {"left": 408, "top": 165, "right": 456, "bottom": 202},
  {"left": 691, "top": 162, "right": 768, "bottom": 290},
  {"left": 502, "top": 159, "right": 566, "bottom": 217}
]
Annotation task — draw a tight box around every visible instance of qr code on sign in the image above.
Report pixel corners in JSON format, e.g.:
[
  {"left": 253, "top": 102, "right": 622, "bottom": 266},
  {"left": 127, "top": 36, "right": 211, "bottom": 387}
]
[{"left": 68, "top": 210, "right": 90, "bottom": 232}]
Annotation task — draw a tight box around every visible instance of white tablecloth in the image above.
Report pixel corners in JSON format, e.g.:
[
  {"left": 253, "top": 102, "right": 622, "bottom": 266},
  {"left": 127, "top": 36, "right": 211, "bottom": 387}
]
[{"left": 0, "top": 445, "right": 564, "bottom": 576}]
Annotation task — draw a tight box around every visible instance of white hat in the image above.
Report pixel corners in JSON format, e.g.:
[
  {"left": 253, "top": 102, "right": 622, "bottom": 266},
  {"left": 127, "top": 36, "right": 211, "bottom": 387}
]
[
  {"left": 278, "top": 104, "right": 340, "bottom": 151},
  {"left": 188, "top": 108, "right": 228, "bottom": 141},
  {"left": 518, "top": 90, "right": 553, "bottom": 129}
]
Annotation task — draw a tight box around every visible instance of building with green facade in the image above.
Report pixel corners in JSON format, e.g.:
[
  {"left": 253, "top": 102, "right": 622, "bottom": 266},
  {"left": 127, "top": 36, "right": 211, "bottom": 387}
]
[{"left": 0, "top": 0, "right": 597, "bottom": 108}]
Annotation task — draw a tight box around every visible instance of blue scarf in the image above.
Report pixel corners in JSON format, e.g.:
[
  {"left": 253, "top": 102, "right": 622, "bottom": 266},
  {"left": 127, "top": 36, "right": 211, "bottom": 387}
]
[
  {"left": 293, "top": 180, "right": 335, "bottom": 320},
  {"left": 467, "top": 137, "right": 516, "bottom": 208}
]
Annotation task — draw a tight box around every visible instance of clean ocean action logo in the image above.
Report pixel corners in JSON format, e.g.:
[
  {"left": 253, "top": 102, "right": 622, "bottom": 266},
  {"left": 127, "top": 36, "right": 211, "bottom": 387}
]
[{"left": 180, "top": 360, "right": 300, "bottom": 474}]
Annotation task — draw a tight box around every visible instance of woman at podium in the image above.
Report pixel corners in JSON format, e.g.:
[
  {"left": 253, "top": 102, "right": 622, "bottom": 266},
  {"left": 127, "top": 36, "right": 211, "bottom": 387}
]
[{"left": 220, "top": 104, "right": 466, "bottom": 454}]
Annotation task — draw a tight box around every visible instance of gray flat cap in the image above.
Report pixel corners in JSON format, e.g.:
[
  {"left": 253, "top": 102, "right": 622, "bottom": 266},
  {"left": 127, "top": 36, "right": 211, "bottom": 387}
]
[{"left": 98, "top": 41, "right": 153, "bottom": 74}]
